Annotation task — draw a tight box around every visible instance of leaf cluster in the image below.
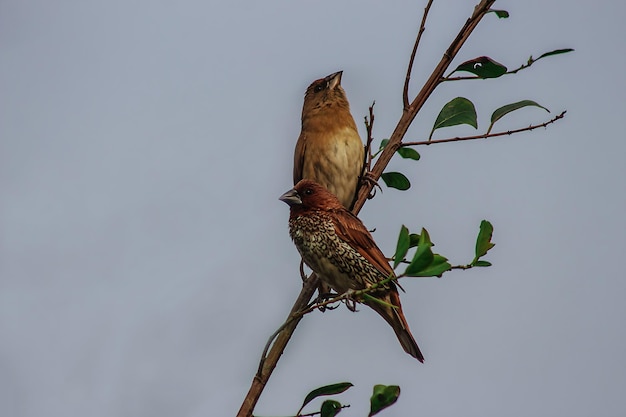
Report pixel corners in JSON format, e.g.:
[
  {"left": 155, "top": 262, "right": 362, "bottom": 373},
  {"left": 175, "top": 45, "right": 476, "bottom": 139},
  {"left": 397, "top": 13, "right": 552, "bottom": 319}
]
[
  {"left": 378, "top": 49, "right": 571, "bottom": 192},
  {"left": 393, "top": 220, "right": 494, "bottom": 279},
  {"left": 287, "top": 382, "right": 399, "bottom": 417}
]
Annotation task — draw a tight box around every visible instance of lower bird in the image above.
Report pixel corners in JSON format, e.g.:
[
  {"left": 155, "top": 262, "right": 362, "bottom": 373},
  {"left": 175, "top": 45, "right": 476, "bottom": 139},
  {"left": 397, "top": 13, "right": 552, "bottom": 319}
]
[{"left": 280, "top": 179, "right": 424, "bottom": 362}]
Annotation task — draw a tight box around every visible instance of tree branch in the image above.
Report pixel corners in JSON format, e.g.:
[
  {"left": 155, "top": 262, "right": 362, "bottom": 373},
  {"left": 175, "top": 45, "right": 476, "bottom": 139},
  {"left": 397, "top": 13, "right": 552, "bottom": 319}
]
[
  {"left": 237, "top": 2, "right": 496, "bottom": 416},
  {"left": 400, "top": 111, "right": 566, "bottom": 147}
]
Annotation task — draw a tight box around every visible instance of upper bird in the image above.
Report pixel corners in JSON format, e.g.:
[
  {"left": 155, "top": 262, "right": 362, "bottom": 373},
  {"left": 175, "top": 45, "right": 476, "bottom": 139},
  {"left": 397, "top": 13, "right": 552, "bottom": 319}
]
[
  {"left": 294, "top": 71, "right": 364, "bottom": 210},
  {"left": 280, "top": 179, "right": 424, "bottom": 362}
]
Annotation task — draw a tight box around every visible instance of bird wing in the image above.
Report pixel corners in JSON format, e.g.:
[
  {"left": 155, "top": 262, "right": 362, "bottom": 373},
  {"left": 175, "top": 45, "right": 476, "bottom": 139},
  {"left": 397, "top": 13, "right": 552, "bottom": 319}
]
[
  {"left": 330, "top": 209, "right": 394, "bottom": 281},
  {"left": 293, "top": 133, "right": 306, "bottom": 184}
]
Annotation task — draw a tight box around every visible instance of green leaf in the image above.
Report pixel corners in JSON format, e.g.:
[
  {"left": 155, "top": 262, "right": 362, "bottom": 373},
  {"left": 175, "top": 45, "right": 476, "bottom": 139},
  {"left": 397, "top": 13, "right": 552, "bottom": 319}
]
[
  {"left": 397, "top": 147, "right": 420, "bottom": 160},
  {"left": 487, "top": 100, "right": 550, "bottom": 133},
  {"left": 453, "top": 56, "right": 507, "bottom": 78},
  {"left": 488, "top": 9, "right": 510, "bottom": 18},
  {"left": 393, "top": 225, "right": 410, "bottom": 269},
  {"left": 381, "top": 172, "right": 410, "bottom": 191},
  {"left": 369, "top": 385, "right": 400, "bottom": 416},
  {"left": 410, "top": 254, "right": 451, "bottom": 277},
  {"left": 379, "top": 139, "right": 389, "bottom": 150},
  {"left": 404, "top": 228, "right": 434, "bottom": 276},
  {"left": 320, "top": 400, "right": 343, "bottom": 417},
  {"left": 537, "top": 48, "right": 575, "bottom": 60},
  {"left": 430, "top": 97, "right": 477, "bottom": 139},
  {"left": 473, "top": 220, "right": 495, "bottom": 265},
  {"left": 408, "top": 233, "right": 421, "bottom": 248},
  {"left": 473, "top": 260, "right": 492, "bottom": 267},
  {"left": 300, "top": 382, "right": 353, "bottom": 413},
  {"left": 404, "top": 230, "right": 452, "bottom": 277}
]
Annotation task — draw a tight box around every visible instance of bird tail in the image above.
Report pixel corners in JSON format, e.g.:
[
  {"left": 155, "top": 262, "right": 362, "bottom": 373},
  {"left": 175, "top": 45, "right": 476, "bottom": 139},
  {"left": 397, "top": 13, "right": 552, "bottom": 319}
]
[{"left": 366, "top": 291, "right": 424, "bottom": 362}]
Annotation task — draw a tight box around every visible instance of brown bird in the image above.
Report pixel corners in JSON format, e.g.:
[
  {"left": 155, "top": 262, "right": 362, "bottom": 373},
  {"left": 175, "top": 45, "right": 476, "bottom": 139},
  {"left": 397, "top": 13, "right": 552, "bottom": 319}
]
[
  {"left": 293, "top": 71, "right": 364, "bottom": 210},
  {"left": 280, "top": 179, "right": 424, "bottom": 362}
]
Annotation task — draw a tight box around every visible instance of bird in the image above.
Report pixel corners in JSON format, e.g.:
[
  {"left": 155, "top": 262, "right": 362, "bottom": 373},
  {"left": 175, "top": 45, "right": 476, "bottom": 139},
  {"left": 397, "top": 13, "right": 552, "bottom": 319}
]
[
  {"left": 280, "top": 179, "right": 424, "bottom": 362},
  {"left": 293, "top": 71, "right": 364, "bottom": 210}
]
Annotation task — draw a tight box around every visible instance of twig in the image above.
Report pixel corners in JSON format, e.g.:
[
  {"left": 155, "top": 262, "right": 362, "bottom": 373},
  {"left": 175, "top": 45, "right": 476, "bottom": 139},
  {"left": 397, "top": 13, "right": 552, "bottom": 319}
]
[
  {"left": 297, "top": 404, "right": 351, "bottom": 417},
  {"left": 403, "top": 0, "right": 435, "bottom": 110},
  {"left": 362, "top": 102, "right": 376, "bottom": 174},
  {"left": 400, "top": 111, "right": 566, "bottom": 147},
  {"left": 443, "top": 50, "right": 573, "bottom": 81}
]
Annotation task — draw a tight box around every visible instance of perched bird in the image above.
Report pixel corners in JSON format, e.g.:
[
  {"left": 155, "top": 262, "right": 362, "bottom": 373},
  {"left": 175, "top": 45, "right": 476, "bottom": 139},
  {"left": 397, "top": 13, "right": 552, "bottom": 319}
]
[
  {"left": 293, "top": 71, "right": 364, "bottom": 210},
  {"left": 280, "top": 179, "right": 424, "bottom": 362}
]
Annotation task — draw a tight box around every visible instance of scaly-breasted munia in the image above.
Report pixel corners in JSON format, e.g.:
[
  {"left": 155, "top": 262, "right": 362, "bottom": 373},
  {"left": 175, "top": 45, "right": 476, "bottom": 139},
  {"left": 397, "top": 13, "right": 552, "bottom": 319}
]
[
  {"left": 280, "top": 179, "right": 424, "bottom": 362},
  {"left": 293, "top": 71, "right": 364, "bottom": 210}
]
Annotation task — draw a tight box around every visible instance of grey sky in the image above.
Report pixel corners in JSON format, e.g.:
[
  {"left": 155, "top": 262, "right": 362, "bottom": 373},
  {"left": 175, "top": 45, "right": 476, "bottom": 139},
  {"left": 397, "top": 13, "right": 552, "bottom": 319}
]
[{"left": 1, "top": 1, "right": 625, "bottom": 416}]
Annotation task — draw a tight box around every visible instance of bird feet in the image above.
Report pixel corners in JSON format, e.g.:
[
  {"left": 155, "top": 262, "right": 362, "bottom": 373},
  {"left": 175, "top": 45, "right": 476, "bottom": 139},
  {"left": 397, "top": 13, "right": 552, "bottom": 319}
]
[
  {"left": 340, "top": 289, "right": 359, "bottom": 312},
  {"left": 360, "top": 171, "right": 382, "bottom": 200},
  {"left": 314, "top": 291, "right": 340, "bottom": 312}
]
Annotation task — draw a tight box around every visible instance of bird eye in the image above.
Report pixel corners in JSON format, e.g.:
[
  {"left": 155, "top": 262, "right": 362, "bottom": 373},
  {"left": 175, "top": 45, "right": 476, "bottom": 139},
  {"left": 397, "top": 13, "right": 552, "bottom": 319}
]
[
  {"left": 313, "top": 83, "right": 324, "bottom": 93},
  {"left": 304, "top": 188, "right": 313, "bottom": 195}
]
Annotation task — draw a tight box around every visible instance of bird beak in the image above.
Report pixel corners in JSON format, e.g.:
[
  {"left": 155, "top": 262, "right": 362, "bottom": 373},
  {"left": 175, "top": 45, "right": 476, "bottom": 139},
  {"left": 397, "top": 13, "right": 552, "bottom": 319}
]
[
  {"left": 326, "top": 71, "right": 343, "bottom": 89},
  {"left": 279, "top": 188, "right": 302, "bottom": 206}
]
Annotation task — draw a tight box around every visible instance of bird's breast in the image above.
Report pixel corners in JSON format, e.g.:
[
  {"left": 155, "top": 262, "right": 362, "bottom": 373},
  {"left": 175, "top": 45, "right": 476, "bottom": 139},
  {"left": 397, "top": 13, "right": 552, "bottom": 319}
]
[
  {"left": 289, "top": 213, "right": 379, "bottom": 293},
  {"left": 301, "top": 127, "right": 364, "bottom": 208}
]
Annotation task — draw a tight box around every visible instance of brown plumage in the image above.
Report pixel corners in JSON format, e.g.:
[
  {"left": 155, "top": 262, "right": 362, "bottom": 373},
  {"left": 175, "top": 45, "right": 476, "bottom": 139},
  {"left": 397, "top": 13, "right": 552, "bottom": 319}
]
[
  {"left": 280, "top": 179, "right": 424, "bottom": 362},
  {"left": 293, "top": 71, "right": 364, "bottom": 210}
]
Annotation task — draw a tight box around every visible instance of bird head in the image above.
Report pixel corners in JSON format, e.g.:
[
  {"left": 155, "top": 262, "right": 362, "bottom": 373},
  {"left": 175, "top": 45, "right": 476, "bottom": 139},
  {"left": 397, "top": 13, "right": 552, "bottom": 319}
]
[
  {"left": 279, "top": 179, "right": 344, "bottom": 212},
  {"left": 302, "top": 71, "right": 350, "bottom": 120}
]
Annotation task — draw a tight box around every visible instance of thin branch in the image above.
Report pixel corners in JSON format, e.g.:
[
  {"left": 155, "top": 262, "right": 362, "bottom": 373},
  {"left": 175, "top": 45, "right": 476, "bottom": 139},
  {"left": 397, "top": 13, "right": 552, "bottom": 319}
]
[
  {"left": 393, "top": 258, "right": 476, "bottom": 272},
  {"left": 450, "top": 264, "right": 474, "bottom": 270},
  {"left": 298, "top": 405, "right": 351, "bottom": 417},
  {"left": 403, "top": 0, "right": 435, "bottom": 110},
  {"left": 443, "top": 50, "right": 573, "bottom": 81},
  {"left": 400, "top": 111, "right": 566, "bottom": 147},
  {"left": 507, "top": 53, "right": 557, "bottom": 75},
  {"left": 362, "top": 102, "right": 376, "bottom": 175}
]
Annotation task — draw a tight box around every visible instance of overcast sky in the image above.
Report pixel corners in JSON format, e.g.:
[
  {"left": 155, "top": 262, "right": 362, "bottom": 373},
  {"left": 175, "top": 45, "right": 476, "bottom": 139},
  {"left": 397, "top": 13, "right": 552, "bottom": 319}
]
[{"left": 2, "top": 1, "right": 625, "bottom": 416}]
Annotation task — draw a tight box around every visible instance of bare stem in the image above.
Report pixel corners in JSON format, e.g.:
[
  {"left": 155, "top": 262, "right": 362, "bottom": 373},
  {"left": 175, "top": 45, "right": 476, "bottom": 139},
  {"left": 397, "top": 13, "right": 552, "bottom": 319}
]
[
  {"left": 401, "top": 111, "right": 566, "bottom": 147},
  {"left": 403, "top": 0, "right": 435, "bottom": 109},
  {"left": 362, "top": 102, "right": 376, "bottom": 175}
]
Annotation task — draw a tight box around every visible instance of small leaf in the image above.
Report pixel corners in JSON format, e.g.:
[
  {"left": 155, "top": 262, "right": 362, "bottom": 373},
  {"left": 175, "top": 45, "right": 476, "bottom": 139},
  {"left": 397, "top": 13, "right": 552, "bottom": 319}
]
[
  {"left": 408, "top": 233, "right": 421, "bottom": 248},
  {"left": 369, "top": 385, "right": 400, "bottom": 416},
  {"left": 537, "top": 48, "right": 575, "bottom": 60},
  {"left": 487, "top": 100, "right": 550, "bottom": 133},
  {"left": 453, "top": 56, "right": 507, "bottom": 78},
  {"left": 397, "top": 147, "right": 420, "bottom": 160},
  {"left": 410, "top": 254, "right": 452, "bottom": 277},
  {"left": 473, "top": 220, "right": 495, "bottom": 264},
  {"left": 430, "top": 97, "right": 477, "bottom": 139},
  {"left": 379, "top": 139, "right": 390, "bottom": 150},
  {"left": 300, "top": 382, "right": 353, "bottom": 412},
  {"left": 405, "top": 228, "right": 434, "bottom": 276},
  {"left": 473, "top": 260, "right": 492, "bottom": 267},
  {"left": 488, "top": 9, "right": 510, "bottom": 18},
  {"left": 381, "top": 172, "right": 410, "bottom": 191},
  {"left": 320, "top": 400, "right": 343, "bottom": 417},
  {"left": 393, "top": 225, "right": 410, "bottom": 269}
]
